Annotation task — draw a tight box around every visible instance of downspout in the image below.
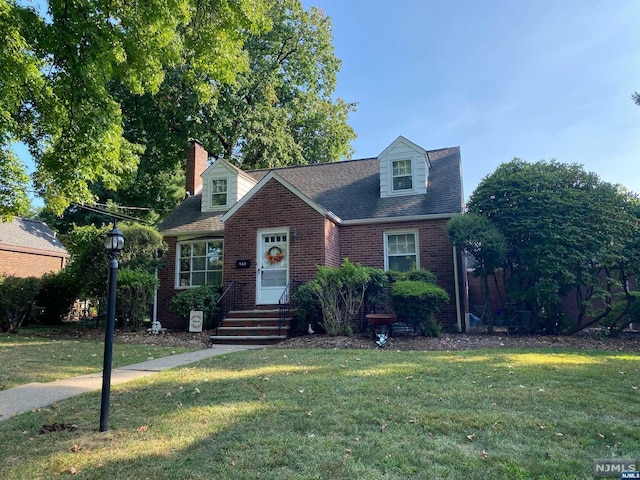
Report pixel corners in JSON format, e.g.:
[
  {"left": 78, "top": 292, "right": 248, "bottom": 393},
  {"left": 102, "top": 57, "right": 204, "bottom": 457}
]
[
  {"left": 152, "top": 249, "right": 158, "bottom": 325},
  {"left": 453, "top": 246, "right": 462, "bottom": 332}
]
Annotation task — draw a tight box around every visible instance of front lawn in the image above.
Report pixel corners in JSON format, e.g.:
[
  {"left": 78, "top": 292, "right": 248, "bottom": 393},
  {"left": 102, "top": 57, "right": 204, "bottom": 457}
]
[
  {"left": 0, "top": 347, "right": 638, "bottom": 479},
  {"left": 0, "top": 332, "right": 195, "bottom": 390}
]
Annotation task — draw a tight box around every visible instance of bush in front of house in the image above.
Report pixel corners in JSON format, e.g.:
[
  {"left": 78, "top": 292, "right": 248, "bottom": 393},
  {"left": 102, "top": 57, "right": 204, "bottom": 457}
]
[
  {"left": 117, "top": 268, "right": 158, "bottom": 330},
  {"left": 36, "top": 269, "right": 80, "bottom": 325},
  {"left": 292, "top": 282, "right": 324, "bottom": 335},
  {"left": 0, "top": 276, "right": 42, "bottom": 333},
  {"left": 389, "top": 279, "right": 450, "bottom": 337},
  {"left": 169, "top": 285, "right": 221, "bottom": 329},
  {"left": 305, "top": 259, "right": 375, "bottom": 336}
]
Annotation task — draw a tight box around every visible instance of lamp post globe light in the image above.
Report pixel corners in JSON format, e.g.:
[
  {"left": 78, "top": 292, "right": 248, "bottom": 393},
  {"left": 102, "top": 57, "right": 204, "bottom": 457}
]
[{"left": 99, "top": 223, "right": 124, "bottom": 432}]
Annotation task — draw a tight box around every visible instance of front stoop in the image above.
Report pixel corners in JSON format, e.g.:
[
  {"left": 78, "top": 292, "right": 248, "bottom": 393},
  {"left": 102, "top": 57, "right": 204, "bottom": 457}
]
[{"left": 210, "top": 309, "right": 292, "bottom": 346}]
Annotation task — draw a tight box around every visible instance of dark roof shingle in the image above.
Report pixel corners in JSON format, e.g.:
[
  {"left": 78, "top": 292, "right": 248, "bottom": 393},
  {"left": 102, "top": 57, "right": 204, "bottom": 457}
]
[{"left": 159, "top": 146, "right": 463, "bottom": 234}]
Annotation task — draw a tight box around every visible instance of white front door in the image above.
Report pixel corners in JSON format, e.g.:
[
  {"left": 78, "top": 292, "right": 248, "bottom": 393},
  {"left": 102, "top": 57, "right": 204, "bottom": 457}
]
[{"left": 257, "top": 229, "right": 289, "bottom": 305}]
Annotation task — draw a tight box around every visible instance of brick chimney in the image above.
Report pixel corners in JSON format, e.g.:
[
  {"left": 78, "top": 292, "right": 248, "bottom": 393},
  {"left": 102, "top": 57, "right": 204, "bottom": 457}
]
[{"left": 185, "top": 140, "right": 207, "bottom": 196}]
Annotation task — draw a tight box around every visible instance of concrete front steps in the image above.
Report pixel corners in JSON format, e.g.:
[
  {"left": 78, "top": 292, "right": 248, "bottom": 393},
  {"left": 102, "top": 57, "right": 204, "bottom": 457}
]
[{"left": 210, "top": 309, "right": 292, "bottom": 346}]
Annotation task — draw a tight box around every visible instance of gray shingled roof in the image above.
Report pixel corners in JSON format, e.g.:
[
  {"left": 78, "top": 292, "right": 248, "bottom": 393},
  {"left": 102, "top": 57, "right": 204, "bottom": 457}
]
[
  {"left": 0, "top": 217, "right": 69, "bottom": 255},
  {"left": 159, "top": 147, "right": 462, "bottom": 234}
]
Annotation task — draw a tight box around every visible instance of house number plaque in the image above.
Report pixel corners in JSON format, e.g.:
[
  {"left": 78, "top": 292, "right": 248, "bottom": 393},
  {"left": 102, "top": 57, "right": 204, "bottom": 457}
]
[{"left": 236, "top": 259, "right": 251, "bottom": 269}]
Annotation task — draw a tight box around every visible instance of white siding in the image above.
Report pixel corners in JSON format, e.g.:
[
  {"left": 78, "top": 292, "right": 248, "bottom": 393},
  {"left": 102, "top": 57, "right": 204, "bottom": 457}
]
[
  {"left": 200, "top": 159, "right": 257, "bottom": 212},
  {"left": 378, "top": 136, "right": 429, "bottom": 198}
]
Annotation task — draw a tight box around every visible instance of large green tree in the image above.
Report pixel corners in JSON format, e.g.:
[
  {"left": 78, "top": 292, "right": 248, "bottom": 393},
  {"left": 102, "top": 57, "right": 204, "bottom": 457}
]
[
  {"left": 1, "top": 0, "right": 269, "bottom": 215},
  {"left": 467, "top": 159, "right": 637, "bottom": 332},
  {"left": 113, "top": 0, "right": 356, "bottom": 213}
]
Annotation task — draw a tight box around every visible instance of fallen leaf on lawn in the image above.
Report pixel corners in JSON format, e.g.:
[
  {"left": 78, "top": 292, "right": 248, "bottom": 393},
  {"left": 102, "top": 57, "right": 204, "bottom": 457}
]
[
  {"left": 555, "top": 432, "right": 563, "bottom": 436},
  {"left": 481, "top": 450, "right": 488, "bottom": 459},
  {"left": 137, "top": 425, "right": 149, "bottom": 433},
  {"left": 305, "top": 411, "right": 313, "bottom": 417},
  {"left": 597, "top": 433, "right": 605, "bottom": 439},
  {"left": 69, "top": 444, "right": 82, "bottom": 453},
  {"left": 69, "top": 467, "right": 78, "bottom": 475},
  {"left": 466, "top": 434, "right": 475, "bottom": 441},
  {"left": 381, "top": 423, "right": 387, "bottom": 432}
]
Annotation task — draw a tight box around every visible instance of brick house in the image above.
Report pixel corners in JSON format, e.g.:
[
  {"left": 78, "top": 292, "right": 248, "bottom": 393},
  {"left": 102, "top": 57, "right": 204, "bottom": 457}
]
[
  {"left": 0, "top": 217, "right": 69, "bottom": 278},
  {"left": 158, "top": 136, "right": 468, "bottom": 334}
]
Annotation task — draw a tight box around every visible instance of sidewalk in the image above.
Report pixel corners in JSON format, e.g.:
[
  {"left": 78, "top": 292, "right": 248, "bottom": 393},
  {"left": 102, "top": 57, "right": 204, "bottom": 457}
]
[{"left": 0, "top": 345, "right": 264, "bottom": 422}]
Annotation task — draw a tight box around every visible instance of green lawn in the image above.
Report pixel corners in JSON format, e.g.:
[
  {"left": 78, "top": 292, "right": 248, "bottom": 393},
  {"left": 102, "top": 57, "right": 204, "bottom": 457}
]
[
  {"left": 0, "top": 346, "right": 638, "bottom": 479},
  {"left": 0, "top": 332, "right": 194, "bottom": 390}
]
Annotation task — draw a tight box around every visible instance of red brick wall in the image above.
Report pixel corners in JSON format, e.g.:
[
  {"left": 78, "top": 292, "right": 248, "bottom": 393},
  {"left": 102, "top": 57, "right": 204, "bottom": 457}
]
[
  {"left": 157, "top": 236, "right": 184, "bottom": 329},
  {"left": 185, "top": 140, "right": 207, "bottom": 196},
  {"left": 0, "top": 249, "right": 67, "bottom": 278},
  {"left": 340, "top": 219, "right": 462, "bottom": 331},
  {"left": 224, "top": 179, "right": 328, "bottom": 306}
]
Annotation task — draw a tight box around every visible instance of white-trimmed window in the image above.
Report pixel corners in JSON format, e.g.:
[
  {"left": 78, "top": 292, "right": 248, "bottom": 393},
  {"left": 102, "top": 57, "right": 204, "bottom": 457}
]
[
  {"left": 392, "top": 159, "right": 413, "bottom": 191},
  {"left": 211, "top": 179, "right": 228, "bottom": 206},
  {"left": 178, "top": 240, "right": 223, "bottom": 287},
  {"left": 385, "top": 231, "right": 419, "bottom": 272}
]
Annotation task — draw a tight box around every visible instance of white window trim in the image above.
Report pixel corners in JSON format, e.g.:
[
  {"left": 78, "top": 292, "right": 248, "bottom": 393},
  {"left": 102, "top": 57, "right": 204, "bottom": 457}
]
[
  {"left": 210, "top": 177, "right": 229, "bottom": 208},
  {"left": 391, "top": 158, "right": 414, "bottom": 193},
  {"left": 383, "top": 230, "right": 420, "bottom": 271},
  {"left": 175, "top": 239, "right": 224, "bottom": 289}
]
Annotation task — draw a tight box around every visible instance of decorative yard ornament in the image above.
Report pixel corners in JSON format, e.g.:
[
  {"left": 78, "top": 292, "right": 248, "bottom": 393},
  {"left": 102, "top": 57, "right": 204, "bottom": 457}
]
[
  {"left": 151, "top": 320, "right": 162, "bottom": 334},
  {"left": 376, "top": 333, "right": 388, "bottom": 348},
  {"left": 308, "top": 324, "right": 315, "bottom": 334}
]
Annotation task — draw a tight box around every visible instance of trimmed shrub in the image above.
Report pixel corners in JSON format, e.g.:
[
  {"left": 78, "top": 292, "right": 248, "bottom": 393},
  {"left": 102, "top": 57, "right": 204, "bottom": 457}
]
[
  {"left": 169, "top": 285, "right": 221, "bottom": 329},
  {"left": 389, "top": 280, "right": 449, "bottom": 337}
]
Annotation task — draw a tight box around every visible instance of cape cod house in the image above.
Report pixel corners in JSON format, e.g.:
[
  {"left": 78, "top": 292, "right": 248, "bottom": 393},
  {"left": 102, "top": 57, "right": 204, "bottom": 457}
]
[{"left": 157, "top": 136, "right": 468, "bottom": 338}]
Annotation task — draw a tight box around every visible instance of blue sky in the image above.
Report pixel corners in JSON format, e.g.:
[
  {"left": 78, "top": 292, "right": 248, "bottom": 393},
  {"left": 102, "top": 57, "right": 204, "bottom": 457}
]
[{"left": 303, "top": 0, "right": 640, "bottom": 199}]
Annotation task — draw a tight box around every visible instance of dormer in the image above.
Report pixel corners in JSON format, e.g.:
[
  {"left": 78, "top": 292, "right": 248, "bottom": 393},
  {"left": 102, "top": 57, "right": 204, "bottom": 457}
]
[
  {"left": 200, "top": 159, "right": 257, "bottom": 212},
  {"left": 378, "top": 136, "right": 430, "bottom": 198}
]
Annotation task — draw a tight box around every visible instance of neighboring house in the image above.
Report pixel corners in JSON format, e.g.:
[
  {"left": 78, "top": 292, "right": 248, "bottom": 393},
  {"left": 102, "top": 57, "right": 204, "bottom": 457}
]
[
  {"left": 0, "top": 217, "right": 69, "bottom": 278},
  {"left": 158, "top": 136, "right": 468, "bottom": 332}
]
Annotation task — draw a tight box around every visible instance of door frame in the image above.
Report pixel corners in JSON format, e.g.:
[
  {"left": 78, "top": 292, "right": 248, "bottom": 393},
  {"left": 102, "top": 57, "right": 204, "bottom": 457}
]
[{"left": 256, "top": 227, "right": 290, "bottom": 305}]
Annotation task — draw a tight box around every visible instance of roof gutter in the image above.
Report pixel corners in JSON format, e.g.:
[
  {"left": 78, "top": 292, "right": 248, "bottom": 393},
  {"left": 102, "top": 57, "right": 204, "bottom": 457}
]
[{"left": 339, "top": 212, "right": 460, "bottom": 226}]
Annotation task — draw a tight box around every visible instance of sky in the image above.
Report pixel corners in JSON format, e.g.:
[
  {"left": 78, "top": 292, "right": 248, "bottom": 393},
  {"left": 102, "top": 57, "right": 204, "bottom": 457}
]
[{"left": 302, "top": 0, "right": 640, "bottom": 199}]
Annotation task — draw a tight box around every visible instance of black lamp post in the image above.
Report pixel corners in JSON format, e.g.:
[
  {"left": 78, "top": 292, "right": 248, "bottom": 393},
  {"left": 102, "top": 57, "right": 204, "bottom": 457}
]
[{"left": 99, "top": 223, "right": 124, "bottom": 432}]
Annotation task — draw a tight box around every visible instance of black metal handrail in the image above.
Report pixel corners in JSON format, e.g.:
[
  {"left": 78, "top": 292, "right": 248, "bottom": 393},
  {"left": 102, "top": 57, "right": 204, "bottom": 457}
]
[
  {"left": 278, "top": 279, "right": 304, "bottom": 336},
  {"left": 215, "top": 281, "right": 245, "bottom": 334}
]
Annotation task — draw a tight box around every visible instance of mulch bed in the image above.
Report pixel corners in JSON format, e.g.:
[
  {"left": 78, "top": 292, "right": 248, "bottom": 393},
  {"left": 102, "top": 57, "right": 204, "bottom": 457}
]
[{"left": 33, "top": 328, "right": 640, "bottom": 352}]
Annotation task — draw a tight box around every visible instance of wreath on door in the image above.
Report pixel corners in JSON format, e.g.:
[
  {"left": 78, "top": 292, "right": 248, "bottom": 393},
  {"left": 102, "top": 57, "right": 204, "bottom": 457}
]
[{"left": 266, "top": 246, "right": 284, "bottom": 264}]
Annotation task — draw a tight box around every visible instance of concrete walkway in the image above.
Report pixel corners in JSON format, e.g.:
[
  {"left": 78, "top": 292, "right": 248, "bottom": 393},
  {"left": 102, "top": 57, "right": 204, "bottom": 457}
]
[{"left": 0, "top": 345, "right": 264, "bottom": 422}]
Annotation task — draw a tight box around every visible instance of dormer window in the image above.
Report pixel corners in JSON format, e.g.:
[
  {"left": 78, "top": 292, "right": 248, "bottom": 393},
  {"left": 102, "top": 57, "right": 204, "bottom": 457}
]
[
  {"left": 392, "top": 160, "right": 413, "bottom": 191},
  {"left": 379, "top": 137, "right": 428, "bottom": 198},
  {"left": 211, "top": 179, "right": 228, "bottom": 206}
]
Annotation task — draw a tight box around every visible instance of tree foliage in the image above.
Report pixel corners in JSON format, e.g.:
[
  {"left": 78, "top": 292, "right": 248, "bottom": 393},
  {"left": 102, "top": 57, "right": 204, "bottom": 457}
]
[
  {"left": 64, "top": 223, "right": 165, "bottom": 301},
  {"left": 447, "top": 213, "right": 506, "bottom": 328},
  {"left": 1, "top": 0, "right": 269, "bottom": 215},
  {"left": 111, "top": 0, "right": 356, "bottom": 213},
  {"left": 466, "top": 159, "right": 639, "bottom": 331}
]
